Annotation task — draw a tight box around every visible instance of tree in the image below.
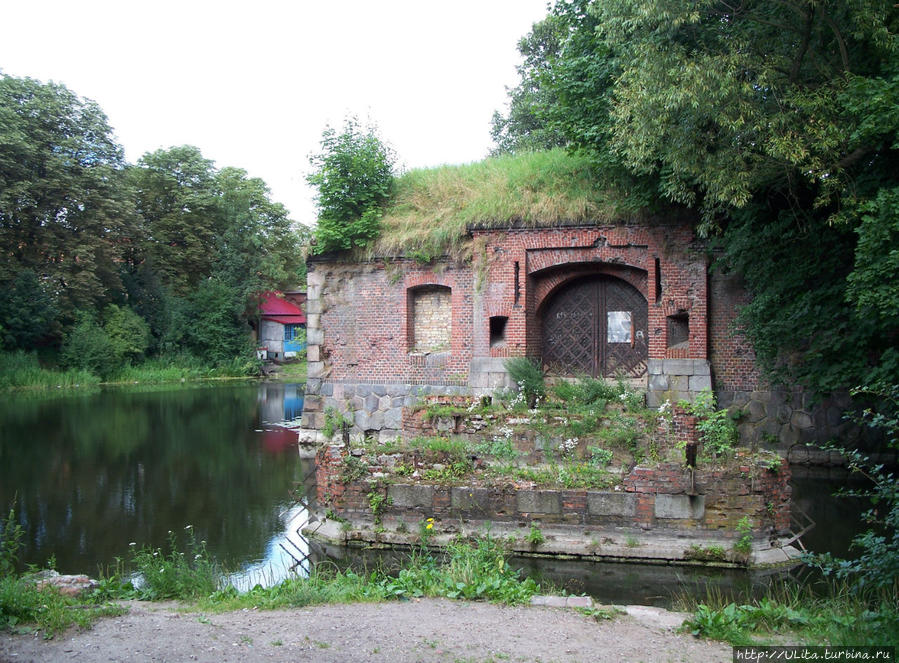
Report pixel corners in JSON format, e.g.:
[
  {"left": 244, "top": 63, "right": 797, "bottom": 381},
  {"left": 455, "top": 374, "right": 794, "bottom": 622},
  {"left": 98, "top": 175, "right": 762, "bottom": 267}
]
[
  {"left": 0, "top": 74, "right": 137, "bottom": 317},
  {"left": 493, "top": 1, "right": 899, "bottom": 394},
  {"left": 128, "top": 147, "right": 304, "bottom": 361},
  {"left": 0, "top": 269, "right": 60, "bottom": 349},
  {"left": 213, "top": 166, "right": 302, "bottom": 300},
  {"left": 129, "top": 146, "right": 221, "bottom": 296},
  {"left": 307, "top": 117, "right": 395, "bottom": 253}
]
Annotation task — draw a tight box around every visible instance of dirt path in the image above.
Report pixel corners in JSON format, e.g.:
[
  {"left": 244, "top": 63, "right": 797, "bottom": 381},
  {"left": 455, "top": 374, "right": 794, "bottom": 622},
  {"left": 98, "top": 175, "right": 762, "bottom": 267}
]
[{"left": 0, "top": 598, "right": 729, "bottom": 663}]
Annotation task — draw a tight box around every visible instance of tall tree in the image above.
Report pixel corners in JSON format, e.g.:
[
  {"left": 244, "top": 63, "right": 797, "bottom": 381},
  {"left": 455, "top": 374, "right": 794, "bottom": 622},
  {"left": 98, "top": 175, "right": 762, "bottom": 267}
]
[
  {"left": 214, "top": 166, "right": 302, "bottom": 300},
  {"left": 129, "top": 146, "right": 221, "bottom": 296},
  {"left": 0, "top": 74, "right": 136, "bottom": 317}
]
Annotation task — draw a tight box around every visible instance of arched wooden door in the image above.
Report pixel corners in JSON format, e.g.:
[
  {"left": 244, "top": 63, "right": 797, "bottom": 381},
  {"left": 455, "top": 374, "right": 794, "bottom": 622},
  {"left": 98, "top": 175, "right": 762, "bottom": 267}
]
[{"left": 541, "top": 275, "right": 648, "bottom": 378}]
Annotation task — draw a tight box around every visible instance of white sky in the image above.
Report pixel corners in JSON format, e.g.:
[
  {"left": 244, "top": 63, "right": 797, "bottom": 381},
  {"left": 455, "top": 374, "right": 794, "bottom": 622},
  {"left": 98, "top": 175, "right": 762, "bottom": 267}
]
[{"left": 0, "top": 0, "right": 549, "bottom": 227}]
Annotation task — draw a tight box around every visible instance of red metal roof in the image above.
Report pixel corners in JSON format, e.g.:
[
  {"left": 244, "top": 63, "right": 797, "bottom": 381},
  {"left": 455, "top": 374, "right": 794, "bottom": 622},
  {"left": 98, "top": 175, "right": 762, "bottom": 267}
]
[{"left": 259, "top": 292, "right": 306, "bottom": 324}]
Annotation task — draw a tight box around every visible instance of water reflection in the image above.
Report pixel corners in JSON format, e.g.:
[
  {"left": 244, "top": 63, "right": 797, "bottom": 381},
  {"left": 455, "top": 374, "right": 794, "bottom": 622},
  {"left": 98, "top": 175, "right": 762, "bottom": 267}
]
[{"left": 0, "top": 382, "right": 306, "bottom": 582}]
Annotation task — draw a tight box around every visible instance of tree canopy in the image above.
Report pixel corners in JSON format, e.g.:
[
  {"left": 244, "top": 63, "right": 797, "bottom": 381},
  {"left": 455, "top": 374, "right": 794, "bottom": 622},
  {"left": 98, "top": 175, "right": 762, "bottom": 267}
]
[
  {"left": 0, "top": 73, "right": 307, "bottom": 369},
  {"left": 492, "top": 0, "right": 899, "bottom": 394},
  {"left": 0, "top": 75, "right": 137, "bottom": 315}
]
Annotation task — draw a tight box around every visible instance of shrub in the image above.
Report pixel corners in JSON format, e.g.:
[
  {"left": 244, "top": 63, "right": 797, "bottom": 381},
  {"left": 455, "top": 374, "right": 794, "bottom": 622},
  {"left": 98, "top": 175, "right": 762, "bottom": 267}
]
[
  {"left": 680, "top": 389, "right": 738, "bottom": 458},
  {"left": 60, "top": 313, "right": 120, "bottom": 379},
  {"left": 504, "top": 357, "right": 545, "bottom": 408},
  {"left": 102, "top": 304, "right": 151, "bottom": 363},
  {"left": 307, "top": 116, "right": 396, "bottom": 253},
  {"left": 554, "top": 376, "right": 618, "bottom": 406},
  {"left": 804, "top": 382, "right": 899, "bottom": 593}
]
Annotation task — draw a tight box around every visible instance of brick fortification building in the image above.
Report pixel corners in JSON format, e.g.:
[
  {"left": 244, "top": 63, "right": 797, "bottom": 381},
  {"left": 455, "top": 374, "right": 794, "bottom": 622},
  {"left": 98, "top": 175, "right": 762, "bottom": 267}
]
[{"left": 299, "top": 213, "right": 856, "bottom": 457}]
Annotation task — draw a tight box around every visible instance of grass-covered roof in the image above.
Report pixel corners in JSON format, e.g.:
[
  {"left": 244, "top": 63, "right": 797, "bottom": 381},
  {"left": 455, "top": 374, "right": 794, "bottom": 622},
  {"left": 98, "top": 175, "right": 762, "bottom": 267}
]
[{"left": 365, "top": 148, "right": 653, "bottom": 261}]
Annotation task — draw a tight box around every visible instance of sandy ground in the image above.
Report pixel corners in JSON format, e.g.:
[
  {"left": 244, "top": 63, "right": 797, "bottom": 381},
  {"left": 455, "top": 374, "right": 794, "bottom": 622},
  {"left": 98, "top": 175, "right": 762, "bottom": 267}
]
[{"left": 0, "top": 598, "right": 730, "bottom": 663}]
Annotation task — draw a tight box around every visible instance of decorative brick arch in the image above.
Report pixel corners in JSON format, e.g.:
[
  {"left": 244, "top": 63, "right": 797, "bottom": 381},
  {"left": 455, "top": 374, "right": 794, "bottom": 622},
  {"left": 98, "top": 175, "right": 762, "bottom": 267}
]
[{"left": 531, "top": 262, "right": 649, "bottom": 316}]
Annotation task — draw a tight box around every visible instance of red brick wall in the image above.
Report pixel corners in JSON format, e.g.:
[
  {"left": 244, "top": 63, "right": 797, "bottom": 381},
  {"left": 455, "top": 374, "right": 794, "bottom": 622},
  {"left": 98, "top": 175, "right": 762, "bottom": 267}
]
[
  {"left": 471, "top": 225, "right": 709, "bottom": 363},
  {"left": 307, "top": 224, "right": 763, "bottom": 398},
  {"left": 313, "top": 261, "right": 473, "bottom": 384},
  {"left": 708, "top": 269, "right": 762, "bottom": 392}
]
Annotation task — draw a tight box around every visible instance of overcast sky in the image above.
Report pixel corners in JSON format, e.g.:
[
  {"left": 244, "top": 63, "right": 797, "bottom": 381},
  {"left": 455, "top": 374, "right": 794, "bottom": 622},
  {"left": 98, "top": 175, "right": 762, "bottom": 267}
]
[{"left": 1, "top": 0, "right": 549, "bottom": 226}]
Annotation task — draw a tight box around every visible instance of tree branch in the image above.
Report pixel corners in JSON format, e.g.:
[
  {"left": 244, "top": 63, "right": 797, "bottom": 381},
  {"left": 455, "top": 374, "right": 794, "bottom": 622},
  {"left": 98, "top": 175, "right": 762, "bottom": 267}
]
[
  {"left": 790, "top": 6, "right": 815, "bottom": 83},
  {"left": 819, "top": 9, "right": 850, "bottom": 73}
]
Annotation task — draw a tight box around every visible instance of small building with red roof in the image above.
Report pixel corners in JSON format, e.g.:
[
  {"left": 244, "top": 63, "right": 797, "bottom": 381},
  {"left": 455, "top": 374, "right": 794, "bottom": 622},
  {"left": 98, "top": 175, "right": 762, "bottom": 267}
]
[{"left": 258, "top": 291, "right": 306, "bottom": 360}]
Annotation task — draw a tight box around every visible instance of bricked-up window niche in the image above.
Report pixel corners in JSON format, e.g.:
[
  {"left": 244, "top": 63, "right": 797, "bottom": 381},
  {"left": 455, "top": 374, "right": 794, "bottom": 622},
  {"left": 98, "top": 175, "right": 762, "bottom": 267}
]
[
  {"left": 489, "top": 316, "right": 508, "bottom": 347},
  {"left": 667, "top": 312, "right": 689, "bottom": 349},
  {"left": 408, "top": 285, "right": 452, "bottom": 353}
]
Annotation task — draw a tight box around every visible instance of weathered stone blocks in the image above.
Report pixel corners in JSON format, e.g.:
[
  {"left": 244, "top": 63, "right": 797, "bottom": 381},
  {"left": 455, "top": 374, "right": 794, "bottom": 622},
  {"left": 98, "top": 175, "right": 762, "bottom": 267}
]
[
  {"left": 587, "top": 492, "right": 637, "bottom": 517},
  {"left": 654, "top": 494, "right": 705, "bottom": 520}
]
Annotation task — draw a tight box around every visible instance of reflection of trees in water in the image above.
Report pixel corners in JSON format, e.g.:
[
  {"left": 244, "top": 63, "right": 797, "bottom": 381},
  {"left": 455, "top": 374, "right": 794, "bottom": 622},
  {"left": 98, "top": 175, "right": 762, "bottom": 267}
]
[{"left": 1, "top": 385, "right": 302, "bottom": 574}]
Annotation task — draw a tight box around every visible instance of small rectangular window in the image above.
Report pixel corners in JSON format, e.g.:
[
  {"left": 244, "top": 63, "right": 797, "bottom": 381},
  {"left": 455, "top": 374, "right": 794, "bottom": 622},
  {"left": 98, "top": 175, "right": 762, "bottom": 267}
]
[
  {"left": 667, "top": 313, "right": 689, "bottom": 349},
  {"left": 490, "top": 316, "right": 508, "bottom": 347},
  {"left": 607, "top": 311, "right": 632, "bottom": 343}
]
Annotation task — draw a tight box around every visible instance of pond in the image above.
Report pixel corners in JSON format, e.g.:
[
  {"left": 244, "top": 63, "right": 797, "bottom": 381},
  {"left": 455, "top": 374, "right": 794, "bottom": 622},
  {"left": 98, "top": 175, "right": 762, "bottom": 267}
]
[
  {"left": 0, "top": 381, "right": 311, "bottom": 589},
  {"left": 0, "top": 381, "right": 872, "bottom": 605}
]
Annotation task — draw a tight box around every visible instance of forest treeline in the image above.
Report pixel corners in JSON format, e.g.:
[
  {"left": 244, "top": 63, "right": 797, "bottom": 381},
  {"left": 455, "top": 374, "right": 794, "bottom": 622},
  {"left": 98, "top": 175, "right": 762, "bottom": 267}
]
[{"left": 0, "top": 74, "right": 308, "bottom": 379}]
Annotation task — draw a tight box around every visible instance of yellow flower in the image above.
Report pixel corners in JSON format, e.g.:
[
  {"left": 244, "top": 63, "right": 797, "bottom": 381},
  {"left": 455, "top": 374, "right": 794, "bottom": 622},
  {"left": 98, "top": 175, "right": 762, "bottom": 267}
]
[{"left": 426, "top": 523, "right": 433, "bottom": 530}]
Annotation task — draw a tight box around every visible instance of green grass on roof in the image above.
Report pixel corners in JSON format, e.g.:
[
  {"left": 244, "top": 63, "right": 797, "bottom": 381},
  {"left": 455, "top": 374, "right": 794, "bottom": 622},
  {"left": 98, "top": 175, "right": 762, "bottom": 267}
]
[{"left": 367, "top": 148, "right": 638, "bottom": 260}]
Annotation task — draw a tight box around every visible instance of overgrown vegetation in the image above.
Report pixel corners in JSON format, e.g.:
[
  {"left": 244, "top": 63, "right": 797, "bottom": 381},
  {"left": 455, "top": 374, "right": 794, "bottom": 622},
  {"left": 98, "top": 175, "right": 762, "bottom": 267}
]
[
  {"left": 488, "top": 0, "right": 899, "bottom": 397},
  {"left": 330, "top": 376, "right": 680, "bottom": 494},
  {"left": 685, "top": 382, "right": 899, "bottom": 645},
  {"left": 307, "top": 116, "right": 396, "bottom": 254},
  {"left": 368, "top": 149, "right": 632, "bottom": 260}
]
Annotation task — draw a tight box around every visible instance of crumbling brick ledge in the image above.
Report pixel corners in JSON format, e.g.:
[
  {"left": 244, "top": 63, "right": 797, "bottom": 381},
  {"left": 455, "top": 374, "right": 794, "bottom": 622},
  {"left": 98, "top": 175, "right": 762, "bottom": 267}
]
[{"left": 307, "top": 444, "right": 802, "bottom": 570}]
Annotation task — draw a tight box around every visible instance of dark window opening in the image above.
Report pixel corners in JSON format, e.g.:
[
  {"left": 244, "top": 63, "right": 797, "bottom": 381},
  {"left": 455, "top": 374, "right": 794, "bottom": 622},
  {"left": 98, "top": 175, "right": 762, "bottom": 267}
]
[
  {"left": 667, "top": 312, "right": 689, "bottom": 349},
  {"left": 654, "top": 257, "right": 662, "bottom": 303},
  {"left": 513, "top": 261, "right": 520, "bottom": 305},
  {"left": 490, "top": 316, "right": 508, "bottom": 348}
]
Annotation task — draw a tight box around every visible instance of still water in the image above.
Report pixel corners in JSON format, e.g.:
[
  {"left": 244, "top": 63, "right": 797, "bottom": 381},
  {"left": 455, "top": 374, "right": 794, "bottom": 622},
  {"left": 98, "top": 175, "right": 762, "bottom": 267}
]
[
  {"left": 0, "top": 381, "right": 869, "bottom": 603},
  {"left": 0, "top": 382, "right": 309, "bottom": 587}
]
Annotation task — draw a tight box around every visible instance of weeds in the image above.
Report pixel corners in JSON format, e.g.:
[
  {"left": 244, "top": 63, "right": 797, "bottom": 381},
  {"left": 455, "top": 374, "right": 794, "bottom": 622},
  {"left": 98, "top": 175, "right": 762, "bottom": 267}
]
[
  {"left": 0, "top": 508, "right": 127, "bottom": 637},
  {"left": 733, "top": 517, "right": 753, "bottom": 556},
  {"left": 130, "top": 526, "right": 219, "bottom": 600},
  {"left": 526, "top": 524, "right": 545, "bottom": 547},
  {"left": 679, "top": 389, "right": 738, "bottom": 459},
  {"left": 199, "top": 534, "right": 540, "bottom": 612}
]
